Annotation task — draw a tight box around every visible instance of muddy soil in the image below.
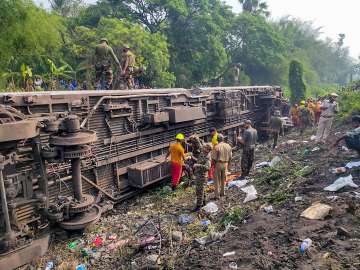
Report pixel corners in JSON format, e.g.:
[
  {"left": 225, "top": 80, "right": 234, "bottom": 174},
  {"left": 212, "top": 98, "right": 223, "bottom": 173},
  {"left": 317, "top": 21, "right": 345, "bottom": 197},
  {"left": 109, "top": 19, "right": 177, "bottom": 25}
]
[{"left": 25, "top": 124, "right": 360, "bottom": 270}]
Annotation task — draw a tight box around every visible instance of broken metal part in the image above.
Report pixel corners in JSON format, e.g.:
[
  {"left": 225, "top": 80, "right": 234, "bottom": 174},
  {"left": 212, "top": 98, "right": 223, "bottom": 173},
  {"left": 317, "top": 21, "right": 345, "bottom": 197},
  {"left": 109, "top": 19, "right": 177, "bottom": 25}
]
[
  {"left": 0, "top": 234, "right": 50, "bottom": 270},
  {"left": 58, "top": 204, "right": 101, "bottom": 230}
]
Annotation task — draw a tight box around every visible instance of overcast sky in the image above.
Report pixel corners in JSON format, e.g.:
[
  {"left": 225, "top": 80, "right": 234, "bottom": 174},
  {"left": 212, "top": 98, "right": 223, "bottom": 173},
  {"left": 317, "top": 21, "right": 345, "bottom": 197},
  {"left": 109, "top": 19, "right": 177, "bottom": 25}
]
[{"left": 36, "top": 0, "right": 359, "bottom": 59}]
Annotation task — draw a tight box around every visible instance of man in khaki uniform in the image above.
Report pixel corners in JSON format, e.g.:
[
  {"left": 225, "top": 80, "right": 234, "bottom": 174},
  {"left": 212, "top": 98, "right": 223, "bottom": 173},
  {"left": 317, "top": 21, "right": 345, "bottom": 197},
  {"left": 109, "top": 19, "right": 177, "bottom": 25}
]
[
  {"left": 121, "top": 44, "right": 136, "bottom": 89},
  {"left": 94, "top": 38, "right": 121, "bottom": 90},
  {"left": 213, "top": 134, "right": 232, "bottom": 199},
  {"left": 239, "top": 120, "right": 257, "bottom": 178},
  {"left": 315, "top": 93, "right": 339, "bottom": 143},
  {"left": 269, "top": 110, "right": 284, "bottom": 149}
]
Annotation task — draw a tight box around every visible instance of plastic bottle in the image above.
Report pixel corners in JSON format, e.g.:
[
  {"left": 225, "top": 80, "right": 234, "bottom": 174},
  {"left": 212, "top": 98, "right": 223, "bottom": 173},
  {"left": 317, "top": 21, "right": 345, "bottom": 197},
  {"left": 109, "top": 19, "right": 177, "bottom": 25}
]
[
  {"left": 300, "top": 238, "right": 312, "bottom": 253},
  {"left": 75, "top": 264, "right": 86, "bottom": 270},
  {"left": 45, "top": 261, "right": 54, "bottom": 270}
]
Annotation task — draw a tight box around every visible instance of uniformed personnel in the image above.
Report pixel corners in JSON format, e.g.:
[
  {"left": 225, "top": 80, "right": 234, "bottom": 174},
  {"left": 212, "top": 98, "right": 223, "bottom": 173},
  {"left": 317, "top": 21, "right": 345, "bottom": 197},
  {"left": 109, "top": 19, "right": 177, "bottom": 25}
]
[
  {"left": 213, "top": 134, "right": 232, "bottom": 199},
  {"left": 121, "top": 44, "right": 136, "bottom": 89},
  {"left": 94, "top": 38, "right": 121, "bottom": 90},
  {"left": 193, "top": 143, "right": 212, "bottom": 211},
  {"left": 239, "top": 120, "right": 257, "bottom": 178}
]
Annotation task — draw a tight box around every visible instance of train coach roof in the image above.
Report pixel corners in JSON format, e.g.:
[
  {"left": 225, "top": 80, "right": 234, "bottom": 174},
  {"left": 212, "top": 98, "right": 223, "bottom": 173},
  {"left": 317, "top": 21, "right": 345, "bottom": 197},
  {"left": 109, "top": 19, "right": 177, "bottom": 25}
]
[{"left": 0, "top": 86, "right": 278, "bottom": 97}]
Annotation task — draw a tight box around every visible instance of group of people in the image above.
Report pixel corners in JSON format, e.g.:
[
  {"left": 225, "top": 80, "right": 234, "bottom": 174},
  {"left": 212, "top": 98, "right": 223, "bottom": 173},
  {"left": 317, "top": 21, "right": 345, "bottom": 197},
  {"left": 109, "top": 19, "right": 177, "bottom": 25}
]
[
  {"left": 290, "top": 93, "right": 339, "bottom": 143},
  {"left": 94, "top": 38, "right": 139, "bottom": 90},
  {"left": 166, "top": 121, "right": 258, "bottom": 211},
  {"left": 290, "top": 92, "right": 360, "bottom": 154},
  {"left": 290, "top": 97, "right": 321, "bottom": 135}
]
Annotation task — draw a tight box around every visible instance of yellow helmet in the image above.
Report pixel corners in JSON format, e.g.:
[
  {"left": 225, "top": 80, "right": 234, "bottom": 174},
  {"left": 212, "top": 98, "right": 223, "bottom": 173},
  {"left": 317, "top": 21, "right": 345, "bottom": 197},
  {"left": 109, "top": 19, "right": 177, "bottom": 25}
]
[
  {"left": 300, "top": 100, "right": 305, "bottom": 105},
  {"left": 175, "top": 133, "right": 185, "bottom": 140}
]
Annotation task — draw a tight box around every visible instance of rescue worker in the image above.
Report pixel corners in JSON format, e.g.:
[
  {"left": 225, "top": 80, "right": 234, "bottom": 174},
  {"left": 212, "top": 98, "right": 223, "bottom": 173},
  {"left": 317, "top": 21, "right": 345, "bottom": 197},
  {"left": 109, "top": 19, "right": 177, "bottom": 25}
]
[
  {"left": 333, "top": 115, "right": 360, "bottom": 156},
  {"left": 185, "top": 134, "right": 204, "bottom": 181},
  {"left": 290, "top": 104, "right": 300, "bottom": 127},
  {"left": 187, "top": 134, "right": 204, "bottom": 160},
  {"left": 121, "top": 44, "right": 136, "bottom": 89},
  {"left": 165, "top": 133, "right": 186, "bottom": 190},
  {"left": 94, "top": 38, "right": 121, "bottom": 90},
  {"left": 298, "top": 100, "right": 311, "bottom": 135},
  {"left": 307, "top": 98, "right": 315, "bottom": 126},
  {"left": 314, "top": 99, "right": 322, "bottom": 124},
  {"left": 315, "top": 93, "right": 339, "bottom": 143},
  {"left": 269, "top": 110, "right": 284, "bottom": 149},
  {"left": 193, "top": 143, "right": 213, "bottom": 211},
  {"left": 239, "top": 120, "right": 257, "bottom": 178},
  {"left": 208, "top": 127, "right": 219, "bottom": 180},
  {"left": 213, "top": 134, "right": 232, "bottom": 199}
]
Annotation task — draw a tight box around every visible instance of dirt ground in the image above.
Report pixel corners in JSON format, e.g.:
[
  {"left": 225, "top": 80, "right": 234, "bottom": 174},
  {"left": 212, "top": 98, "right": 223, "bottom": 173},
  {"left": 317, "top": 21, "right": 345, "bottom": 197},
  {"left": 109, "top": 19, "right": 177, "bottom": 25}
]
[{"left": 26, "top": 123, "right": 360, "bottom": 270}]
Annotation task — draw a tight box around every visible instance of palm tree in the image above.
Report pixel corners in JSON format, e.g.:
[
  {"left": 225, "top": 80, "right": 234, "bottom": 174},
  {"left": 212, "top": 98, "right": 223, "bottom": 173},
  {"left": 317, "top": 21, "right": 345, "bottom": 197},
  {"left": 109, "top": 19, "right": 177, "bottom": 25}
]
[{"left": 239, "top": 0, "right": 270, "bottom": 17}]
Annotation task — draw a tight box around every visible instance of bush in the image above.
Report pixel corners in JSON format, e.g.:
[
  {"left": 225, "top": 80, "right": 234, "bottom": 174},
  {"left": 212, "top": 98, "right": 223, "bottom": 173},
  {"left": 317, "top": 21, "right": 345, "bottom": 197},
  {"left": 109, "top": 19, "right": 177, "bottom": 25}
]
[{"left": 338, "top": 89, "right": 360, "bottom": 119}]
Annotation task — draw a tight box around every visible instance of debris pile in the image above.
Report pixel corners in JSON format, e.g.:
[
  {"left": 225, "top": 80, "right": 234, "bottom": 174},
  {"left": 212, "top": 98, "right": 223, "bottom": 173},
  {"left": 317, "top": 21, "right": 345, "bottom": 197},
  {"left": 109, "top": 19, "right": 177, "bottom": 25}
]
[{"left": 30, "top": 127, "right": 360, "bottom": 269}]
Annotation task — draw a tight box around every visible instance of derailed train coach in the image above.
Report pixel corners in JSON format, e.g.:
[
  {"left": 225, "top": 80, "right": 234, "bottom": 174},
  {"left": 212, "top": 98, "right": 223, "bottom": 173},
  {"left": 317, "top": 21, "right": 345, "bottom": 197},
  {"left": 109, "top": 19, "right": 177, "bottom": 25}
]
[{"left": 0, "top": 86, "right": 286, "bottom": 269}]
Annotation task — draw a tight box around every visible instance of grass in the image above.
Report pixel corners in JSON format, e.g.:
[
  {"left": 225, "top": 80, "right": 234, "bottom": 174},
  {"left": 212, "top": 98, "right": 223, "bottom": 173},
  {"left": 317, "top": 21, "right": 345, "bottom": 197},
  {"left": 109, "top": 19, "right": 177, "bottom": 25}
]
[
  {"left": 220, "top": 206, "right": 250, "bottom": 226},
  {"left": 264, "top": 190, "right": 289, "bottom": 205}
]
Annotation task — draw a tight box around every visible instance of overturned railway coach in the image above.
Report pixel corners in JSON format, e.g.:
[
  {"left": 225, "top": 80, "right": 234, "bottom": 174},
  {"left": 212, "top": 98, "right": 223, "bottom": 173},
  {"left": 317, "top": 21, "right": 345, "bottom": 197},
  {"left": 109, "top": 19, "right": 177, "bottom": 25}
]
[{"left": 0, "top": 86, "right": 285, "bottom": 268}]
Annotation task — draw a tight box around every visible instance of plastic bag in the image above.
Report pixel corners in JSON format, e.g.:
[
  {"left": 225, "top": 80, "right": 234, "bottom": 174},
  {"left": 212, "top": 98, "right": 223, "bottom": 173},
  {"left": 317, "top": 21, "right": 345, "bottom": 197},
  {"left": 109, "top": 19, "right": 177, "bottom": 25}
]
[
  {"left": 178, "top": 214, "right": 195, "bottom": 225},
  {"left": 228, "top": 180, "right": 249, "bottom": 188},
  {"left": 269, "top": 156, "right": 281, "bottom": 167},
  {"left": 202, "top": 202, "right": 219, "bottom": 214},
  {"left": 255, "top": 161, "right": 270, "bottom": 169},
  {"left": 324, "top": 175, "right": 358, "bottom": 192},
  {"left": 300, "top": 203, "right": 332, "bottom": 220},
  {"left": 241, "top": 185, "right": 258, "bottom": 203},
  {"left": 345, "top": 161, "right": 360, "bottom": 169}
]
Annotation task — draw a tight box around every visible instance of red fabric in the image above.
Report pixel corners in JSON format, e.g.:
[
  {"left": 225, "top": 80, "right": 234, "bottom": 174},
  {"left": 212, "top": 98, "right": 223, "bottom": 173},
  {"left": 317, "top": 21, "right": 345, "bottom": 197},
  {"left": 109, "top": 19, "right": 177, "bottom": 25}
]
[
  {"left": 208, "top": 161, "right": 215, "bottom": 180},
  {"left": 171, "top": 162, "right": 183, "bottom": 187}
]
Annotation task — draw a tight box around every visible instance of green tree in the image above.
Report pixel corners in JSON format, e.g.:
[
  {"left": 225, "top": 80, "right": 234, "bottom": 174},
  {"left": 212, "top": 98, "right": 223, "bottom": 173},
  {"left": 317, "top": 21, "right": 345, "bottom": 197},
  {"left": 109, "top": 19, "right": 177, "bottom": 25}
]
[
  {"left": 166, "top": 0, "right": 234, "bottom": 87},
  {"left": 0, "top": 0, "right": 65, "bottom": 88},
  {"left": 289, "top": 60, "right": 306, "bottom": 104},
  {"left": 50, "top": 0, "right": 85, "bottom": 17},
  {"left": 239, "top": 0, "right": 269, "bottom": 17},
  {"left": 64, "top": 18, "right": 175, "bottom": 87},
  {"left": 228, "top": 13, "right": 288, "bottom": 85}
]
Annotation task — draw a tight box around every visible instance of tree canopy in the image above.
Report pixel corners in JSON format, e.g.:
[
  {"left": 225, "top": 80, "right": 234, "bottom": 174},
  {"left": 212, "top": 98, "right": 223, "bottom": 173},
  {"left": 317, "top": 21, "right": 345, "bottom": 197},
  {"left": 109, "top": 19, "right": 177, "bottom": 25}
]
[{"left": 0, "top": 0, "right": 356, "bottom": 93}]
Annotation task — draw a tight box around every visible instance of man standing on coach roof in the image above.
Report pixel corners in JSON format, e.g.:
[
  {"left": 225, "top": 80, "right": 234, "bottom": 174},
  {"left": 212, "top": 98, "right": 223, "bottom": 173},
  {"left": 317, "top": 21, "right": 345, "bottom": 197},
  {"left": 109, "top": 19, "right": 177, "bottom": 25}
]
[
  {"left": 94, "top": 38, "right": 122, "bottom": 90},
  {"left": 166, "top": 133, "right": 186, "bottom": 190},
  {"left": 315, "top": 93, "right": 339, "bottom": 143},
  {"left": 239, "top": 120, "right": 257, "bottom": 178},
  {"left": 213, "top": 134, "right": 232, "bottom": 199}
]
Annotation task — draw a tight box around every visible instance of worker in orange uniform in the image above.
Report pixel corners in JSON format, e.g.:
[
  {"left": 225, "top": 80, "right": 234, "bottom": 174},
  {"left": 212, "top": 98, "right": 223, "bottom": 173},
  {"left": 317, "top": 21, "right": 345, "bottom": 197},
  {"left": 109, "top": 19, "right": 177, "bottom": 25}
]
[
  {"left": 314, "top": 99, "right": 322, "bottom": 124},
  {"left": 166, "top": 133, "right": 186, "bottom": 190},
  {"left": 307, "top": 98, "right": 315, "bottom": 126},
  {"left": 208, "top": 127, "right": 218, "bottom": 180},
  {"left": 290, "top": 104, "right": 300, "bottom": 127}
]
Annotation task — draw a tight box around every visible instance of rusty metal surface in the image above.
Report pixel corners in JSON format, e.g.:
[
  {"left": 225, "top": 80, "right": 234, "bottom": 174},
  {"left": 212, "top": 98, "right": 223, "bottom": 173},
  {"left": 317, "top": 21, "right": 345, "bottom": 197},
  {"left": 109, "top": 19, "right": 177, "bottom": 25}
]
[
  {"left": 59, "top": 204, "right": 101, "bottom": 230},
  {"left": 0, "top": 86, "right": 287, "bottom": 267},
  {"left": 0, "top": 119, "right": 39, "bottom": 143},
  {"left": 0, "top": 234, "right": 50, "bottom": 270}
]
